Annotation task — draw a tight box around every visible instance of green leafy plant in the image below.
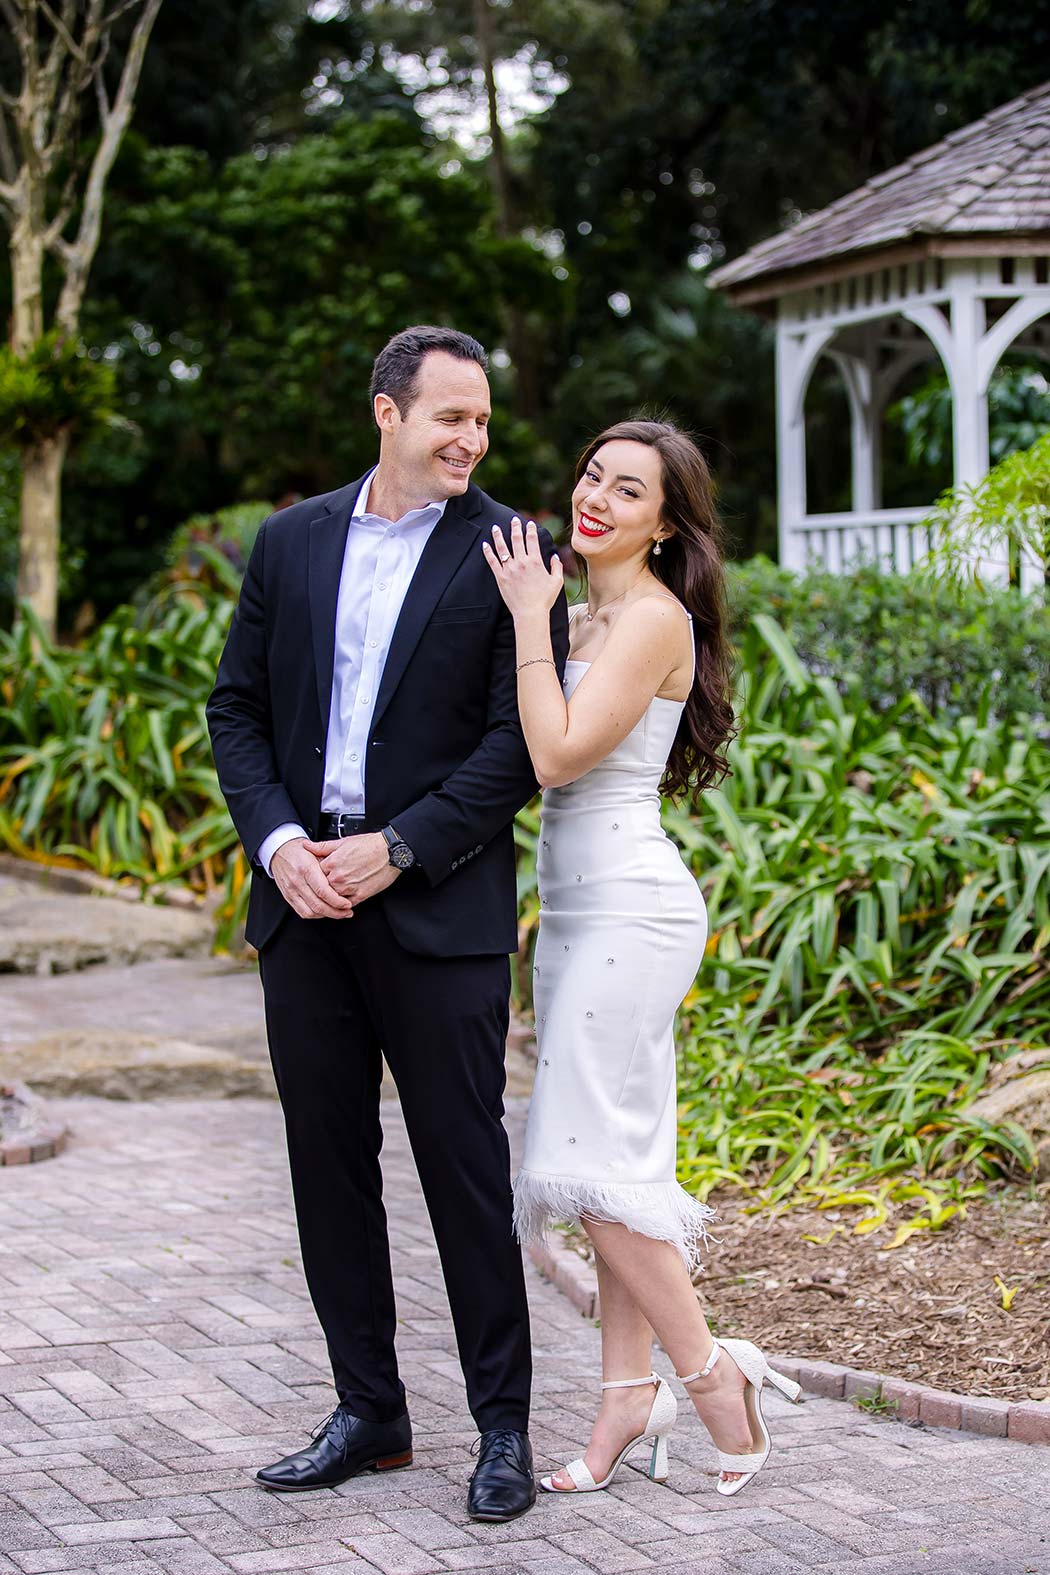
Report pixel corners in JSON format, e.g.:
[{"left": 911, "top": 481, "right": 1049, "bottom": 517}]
[
  {"left": 0, "top": 592, "right": 247, "bottom": 948},
  {"left": 664, "top": 614, "right": 1046, "bottom": 1230},
  {"left": 922, "top": 430, "right": 1050, "bottom": 593},
  {"left": 0, "top": 333, "right": 125, "bottom": 451},
  {"left": 2, "top": 557, "right": 1046, "bottom": 1219},
  {"left": 853, "top": 1392, "right": 898, "bottom": 1417}
]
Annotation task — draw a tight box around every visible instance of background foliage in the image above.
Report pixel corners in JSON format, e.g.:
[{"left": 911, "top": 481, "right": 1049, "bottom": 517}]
[
  {"left": 1, "top": 2, "right": 1048, "bottom": 1227},
  {"left": 2, "top": 0, "right": 1050, "bottom": 622}
]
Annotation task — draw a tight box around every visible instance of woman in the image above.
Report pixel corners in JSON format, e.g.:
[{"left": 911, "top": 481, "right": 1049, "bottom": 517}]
[{"left": 482, "top": 419, "right": 801, "bottom": 1499}]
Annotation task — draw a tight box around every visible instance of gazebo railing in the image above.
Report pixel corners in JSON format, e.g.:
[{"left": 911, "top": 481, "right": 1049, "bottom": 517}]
[
  {"left": 786, "top": 509, "right": 1048, "bottom": 593},
  {"left": 785, "top": 509, "right": 929, "bottom": 575}
]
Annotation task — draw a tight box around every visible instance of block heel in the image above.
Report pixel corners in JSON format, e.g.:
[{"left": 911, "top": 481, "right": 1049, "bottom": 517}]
[{"left": 375, "top": 1450, "right": 413, "bottom": 1471}]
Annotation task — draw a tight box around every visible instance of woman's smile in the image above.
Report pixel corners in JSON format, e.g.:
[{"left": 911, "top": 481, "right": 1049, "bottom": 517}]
[{"left": 577, "top": 512, "right": 614, "bottom": 538}]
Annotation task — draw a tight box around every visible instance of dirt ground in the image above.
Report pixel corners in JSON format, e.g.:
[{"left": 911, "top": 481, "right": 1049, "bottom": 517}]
[{"left": 565, "top": 1182, "right": 1050, "bottom": 1402}]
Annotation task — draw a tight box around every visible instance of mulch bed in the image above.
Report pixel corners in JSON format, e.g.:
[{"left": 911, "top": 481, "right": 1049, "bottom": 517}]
[{"left": 563, "top": 1183, "right": 1050, "bottom": 1402}]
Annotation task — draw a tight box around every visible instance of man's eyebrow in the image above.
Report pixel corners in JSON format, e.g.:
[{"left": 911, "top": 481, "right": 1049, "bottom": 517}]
[{"left": 432, "top": 404, "right": 491, "bottom": 417}]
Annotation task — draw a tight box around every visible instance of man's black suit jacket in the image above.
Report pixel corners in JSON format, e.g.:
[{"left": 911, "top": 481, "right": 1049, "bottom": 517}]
[{"left": 206, "top": 474, "right": 570, "bottom": 957}]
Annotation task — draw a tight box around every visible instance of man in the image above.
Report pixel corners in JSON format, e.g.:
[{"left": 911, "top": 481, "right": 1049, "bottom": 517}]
[{"left": 206, "top": 325, "right": 569, "bottom": 1521}]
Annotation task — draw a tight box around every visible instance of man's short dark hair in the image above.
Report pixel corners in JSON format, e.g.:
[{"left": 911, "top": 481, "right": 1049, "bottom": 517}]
[{"left": 369, "top": 325, "right": 488, "bottom": 418}]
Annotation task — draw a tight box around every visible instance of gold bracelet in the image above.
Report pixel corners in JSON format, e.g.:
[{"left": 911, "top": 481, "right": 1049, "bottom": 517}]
[{"left": 516, "top": 657, "right": 556, "bottom": 673}]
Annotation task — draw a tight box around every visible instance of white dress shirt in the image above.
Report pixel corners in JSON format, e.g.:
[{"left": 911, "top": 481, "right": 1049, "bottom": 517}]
[{"left": 257, "top": 468, "right": 446, "bottom": 875}]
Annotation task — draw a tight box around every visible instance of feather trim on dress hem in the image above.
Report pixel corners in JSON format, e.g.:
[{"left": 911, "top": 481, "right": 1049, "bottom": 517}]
[{"left": 513, "top": 1168, "right": 717, "bottom": 1275}]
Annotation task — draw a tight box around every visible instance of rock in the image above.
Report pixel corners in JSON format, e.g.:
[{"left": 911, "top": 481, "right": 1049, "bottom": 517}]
[
  {"left": 0, "top": 873, "right": 212, "bottom": 975},
  {"left": 0, "top": 1030, "right": 275, "bottom": 1100},
  {"left": 967, "top": 1068, "right": 1050, "bottom": 1174},
  {"left": 0, "top": 1081, "right": 68, "bottom": 1164},
  {"left": 0, "top": 1079, "right": 54, "bottom": 1142}
]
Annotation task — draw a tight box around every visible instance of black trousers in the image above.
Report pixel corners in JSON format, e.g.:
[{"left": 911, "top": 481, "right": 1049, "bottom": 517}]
[{"left": 258, "top": 900, "right": 531, "bottom": 1433}]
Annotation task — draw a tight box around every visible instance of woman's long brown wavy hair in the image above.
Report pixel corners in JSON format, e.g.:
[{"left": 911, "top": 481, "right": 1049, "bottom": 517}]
[{"left": 575, "top": 419, "right": 737, "bottom": 805}]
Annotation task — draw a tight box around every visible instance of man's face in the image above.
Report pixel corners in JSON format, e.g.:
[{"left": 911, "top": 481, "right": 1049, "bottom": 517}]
[{"left": 380, "top": 351, "right": 491, "bottom": 501}]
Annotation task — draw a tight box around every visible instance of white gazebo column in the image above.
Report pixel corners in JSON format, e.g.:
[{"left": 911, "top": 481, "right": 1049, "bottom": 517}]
[
  {"left": 828, "top": 343, "right": 880, "bottom": 571},
  {"left": 947, "top": 267, "right": 989, "bottom": 488},
  {"left": 830, "top": 333, "right": 881, "bottom": 512},
  {"left": 775, "top": 320, "right": 808, "bottom": 571},
  {"left": 775, "top": 317, "right": 837, "bottom": 572}
]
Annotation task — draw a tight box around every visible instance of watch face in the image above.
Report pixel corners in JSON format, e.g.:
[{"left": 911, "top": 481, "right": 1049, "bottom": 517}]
[{"left": 391, "top": 843, "right": 415, "bottom": 869}]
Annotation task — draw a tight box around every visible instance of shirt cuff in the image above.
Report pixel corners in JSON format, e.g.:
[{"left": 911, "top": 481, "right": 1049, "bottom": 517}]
[{"left": 256, "top": 822, "right": 308, "bottom": 876}]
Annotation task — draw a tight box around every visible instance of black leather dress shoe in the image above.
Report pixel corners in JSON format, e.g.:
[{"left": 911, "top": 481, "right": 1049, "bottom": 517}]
[
  {"left": 256, "top": 1404, "right": 412, "bottom": 1491},
  {"left": 467, "top": 1429, "right": 536, "bottom": 1521}
]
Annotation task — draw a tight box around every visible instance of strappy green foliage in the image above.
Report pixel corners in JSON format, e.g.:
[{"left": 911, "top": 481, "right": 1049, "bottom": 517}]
[
  {"left": 668, "top": 613, "right": 1046, "bottom": 1224},
  {"left": 0, "top": 594, "right": 248, "bottom": 949},
  {"left": 1, "top": 570, "right": 1047, "bottom": 1220}
]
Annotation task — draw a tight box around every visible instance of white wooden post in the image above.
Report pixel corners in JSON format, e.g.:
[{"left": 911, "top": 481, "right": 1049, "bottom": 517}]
[
  {"left": 947, "top": 267, "right": 989, "bottom": 489},
  {"left": 775, "top": 319, "right": 809, "bottom": 571}
]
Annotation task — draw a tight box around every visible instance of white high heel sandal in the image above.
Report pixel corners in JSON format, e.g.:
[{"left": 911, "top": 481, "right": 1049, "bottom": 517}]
[
  {"left": 678, "top": 1337, "right": 802, "bottom": 1498},
  {"left": 539, "top": 1372, "right": 678, "bottom": 1493}
]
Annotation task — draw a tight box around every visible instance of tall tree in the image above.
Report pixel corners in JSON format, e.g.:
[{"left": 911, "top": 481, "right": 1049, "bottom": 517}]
[{"left": 0, "top": 0, "right": 163, "bottom": 637}]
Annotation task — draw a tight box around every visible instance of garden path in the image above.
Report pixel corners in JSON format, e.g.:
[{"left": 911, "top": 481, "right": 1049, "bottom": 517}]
[{"left": 0, "top": 1094, "right": 1047, "bottom": 1575}]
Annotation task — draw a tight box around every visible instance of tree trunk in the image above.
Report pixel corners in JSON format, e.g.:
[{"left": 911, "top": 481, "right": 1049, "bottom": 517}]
[
  {"left": 9, "top": 215, "right": 45, "bottom": 354},
  {"left": 16, "top": 432, "right": 69, "bottom": 641},
  {"left": 471, "top": 0, "right": 540, "bottom": 424}
]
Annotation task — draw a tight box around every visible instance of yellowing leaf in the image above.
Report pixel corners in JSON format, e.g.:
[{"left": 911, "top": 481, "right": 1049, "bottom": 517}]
[
  {"left": 853, "top": 1211, "right": 887, "bottom": 1235},
  {"left": 881, "top": 1219, "right": 933, "bottom": 1251},
  {"left": 817, "top": 1191, "right": 880, "bottom": 1209},
  {"left": 802, "top": 1226, "right": 845, "bottom": 1246},
  {"left": 910, "top": 768, "right": 940, "bottom": 802},
  {"left": 994, "top": 1274, "right": 1019, "bottom": 1311}
]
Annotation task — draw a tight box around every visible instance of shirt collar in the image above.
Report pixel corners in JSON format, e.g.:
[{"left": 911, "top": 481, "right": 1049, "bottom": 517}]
[{"left": 352, "top": 465, "right": 448, "bottom": 527}]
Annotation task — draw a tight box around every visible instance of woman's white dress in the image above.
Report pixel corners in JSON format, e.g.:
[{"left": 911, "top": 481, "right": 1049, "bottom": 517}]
[{"left": 512, "top": 612, "right": 715, "bottom": 1272}]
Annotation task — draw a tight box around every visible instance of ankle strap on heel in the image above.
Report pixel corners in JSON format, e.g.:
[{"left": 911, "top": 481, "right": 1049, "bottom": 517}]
[
  {"left": 676, "top": 1341, "right": 721, "bottom": 1385},
  {"left": 600, "top": 1372, "right": 660, "bottom": 1391}
]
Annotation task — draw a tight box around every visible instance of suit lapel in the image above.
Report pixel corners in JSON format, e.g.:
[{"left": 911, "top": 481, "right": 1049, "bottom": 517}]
[
  {"left": 370, "top": 502, "right": 479, "bottom": 734},
  {"left": 307, "top": 480, "right": 359, "bottom": 728}
]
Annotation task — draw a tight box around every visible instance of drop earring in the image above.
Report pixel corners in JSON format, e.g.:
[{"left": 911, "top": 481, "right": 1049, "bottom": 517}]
[{"left": 652, "top": 540, "right": 662, "bottom": 556}]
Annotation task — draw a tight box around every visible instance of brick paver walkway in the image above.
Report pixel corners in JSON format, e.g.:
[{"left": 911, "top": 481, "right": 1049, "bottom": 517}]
[{"left": 1, "top": 1097, "right": 1046, "bottom": 1575}]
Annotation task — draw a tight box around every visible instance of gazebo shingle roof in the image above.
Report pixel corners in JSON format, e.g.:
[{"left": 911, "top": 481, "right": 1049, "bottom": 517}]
[{"left": 708, "top": 80, "right": 1050, "bottom": 296}]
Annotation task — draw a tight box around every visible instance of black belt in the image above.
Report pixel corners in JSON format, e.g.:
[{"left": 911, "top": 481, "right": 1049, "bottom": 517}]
[{"left": 317, "top": 811, "right": 369, "bottom": 839}]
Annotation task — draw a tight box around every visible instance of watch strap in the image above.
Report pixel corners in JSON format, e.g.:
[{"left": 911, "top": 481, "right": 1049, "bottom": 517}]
[{"left": 381, "top": 824, "right": 417, "bottom": 869}]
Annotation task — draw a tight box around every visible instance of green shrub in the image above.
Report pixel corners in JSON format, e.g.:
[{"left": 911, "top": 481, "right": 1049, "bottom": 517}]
[
  {"left": 0, "top": 333, "right": 123, "bottom": 450},
  {"left": 727, "top": 556, "right": 1050, "bottom": 719},
  {"left": 668, "top": 614, "right": 1046, "bottom": 1220},
  {"left": 0, "top": 591, "right": 248, "bottom": 947},
  {"left": 2, "top": 549, "right": 1046, "bottom": 1220}
]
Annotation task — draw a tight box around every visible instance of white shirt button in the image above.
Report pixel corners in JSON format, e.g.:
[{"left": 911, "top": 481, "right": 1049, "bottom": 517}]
[
  {"left": 369, "top": 640, "right": 377, "bottom": 649},
  {"left": 359, "top": 695, "right": 370, "bottom": 705},
  {"left": 349, "top": 751, "right": 358, "bottom": 762}
]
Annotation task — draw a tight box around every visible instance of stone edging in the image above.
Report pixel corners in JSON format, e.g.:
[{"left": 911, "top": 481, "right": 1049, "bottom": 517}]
[
  {"left": 0, "top": 1123, "right": 69, "bottom": 1166},
  {"left": 527, "top": 1235, "right": 1050, "bottom": 1445},
  {"left": 0, "top": 852, "right": 204, "bottom": 910}
]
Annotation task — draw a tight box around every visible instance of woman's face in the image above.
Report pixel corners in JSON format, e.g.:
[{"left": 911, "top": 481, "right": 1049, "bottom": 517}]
[{"left": 570, "top": 440, "right": 668, "bottom": 566}]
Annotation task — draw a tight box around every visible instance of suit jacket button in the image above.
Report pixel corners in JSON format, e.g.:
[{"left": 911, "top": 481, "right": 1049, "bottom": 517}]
[
  {"left": 475, "top": 844, "right": 482, "bottom": 853},
  {"left": 313, "top": 746, "right": 322, "bottom": 756}
]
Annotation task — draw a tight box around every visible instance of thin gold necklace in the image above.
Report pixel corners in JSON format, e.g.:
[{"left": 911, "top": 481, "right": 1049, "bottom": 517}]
[{"left": 584, "top": 575, "right": 646, "bottom": 622}]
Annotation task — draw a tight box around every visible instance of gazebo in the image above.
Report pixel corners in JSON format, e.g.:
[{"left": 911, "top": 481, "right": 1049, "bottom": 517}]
[{"left": 708, "top": 81, "right": 1050, "bottom": 588}]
